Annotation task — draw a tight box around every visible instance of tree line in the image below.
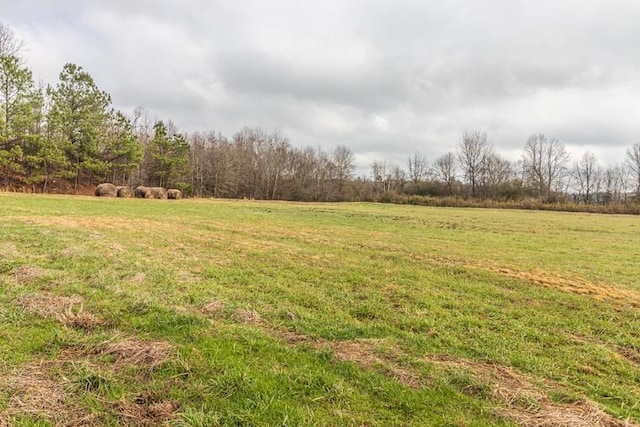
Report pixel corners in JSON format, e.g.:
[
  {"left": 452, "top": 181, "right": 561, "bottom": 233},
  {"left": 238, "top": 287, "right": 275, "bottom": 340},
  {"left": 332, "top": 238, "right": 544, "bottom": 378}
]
[{"left": 2, "top": 22, "right": 640, "bottom": 209}]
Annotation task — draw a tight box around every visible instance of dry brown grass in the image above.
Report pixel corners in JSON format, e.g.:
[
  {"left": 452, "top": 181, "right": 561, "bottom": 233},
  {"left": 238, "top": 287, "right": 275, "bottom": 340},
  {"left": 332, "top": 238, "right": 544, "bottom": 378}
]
[
  {"left": 13, "top": 265, "right": 46, "bottom": 285},
  {"left": 487, "top": 266, "right": 640, "bottom": 306},
  {"left": 616, "top": 347, "right": 640, "bottom": 367},
  {"left": 113, "top": 393, "right": 179, "bottom": 426},
  {"left": 427, "top": 254, "right": 640, "bottom": 307},
  {"left": 93, "top": 337, "right": 174, "bottom": 369},
  {"left": 15, "top": 293, "right": 103, "bottom": 329},
  {"left": 128, "top": 272, "right": 147, "bottom": 284},
  {"left": 0, "top": 362, "right": 99, "bottom": 426},
  {"left": 427, "top": 355, "right": 633, "bottom": 427},
  {"left": 234, "top": 308, "right": 261, "bottom": 324},
  {"left": 570, "top": 333, "right": 640, "bottom": 369},
  {"left": 0, "top": 242, "right": 19, "bottom": 259},
  {"left": 201, "top": 300, "right": 225, "bottom": 315},
  {"left": 268, "top": 328, "right": 422, "bottom": 389}
]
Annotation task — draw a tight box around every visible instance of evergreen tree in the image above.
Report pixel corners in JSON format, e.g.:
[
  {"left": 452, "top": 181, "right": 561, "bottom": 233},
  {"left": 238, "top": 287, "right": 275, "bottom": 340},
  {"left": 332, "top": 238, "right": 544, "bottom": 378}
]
[
  {"left": 145, "top": 121, "right": 190, "bottom": 190},
  {"left": 47, "top": 63, "right": 113, "bottom": 190},
  {"left": 0, "top": 51, "right": 45, "bottom": 186},
  {"left": 101, "top": 111, "right": 142, "bottom": 184}
]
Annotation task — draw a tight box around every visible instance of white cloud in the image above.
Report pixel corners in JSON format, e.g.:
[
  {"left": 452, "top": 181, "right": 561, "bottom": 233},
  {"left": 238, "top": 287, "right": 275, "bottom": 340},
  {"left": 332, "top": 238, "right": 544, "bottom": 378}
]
[{"left": 3, "top": 0, "right": 640, "bottom": 171}]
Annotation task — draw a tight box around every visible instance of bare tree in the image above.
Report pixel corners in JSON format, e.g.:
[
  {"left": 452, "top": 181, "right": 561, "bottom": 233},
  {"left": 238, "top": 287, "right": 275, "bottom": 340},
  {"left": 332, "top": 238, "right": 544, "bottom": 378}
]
[
  {"left": 332, "top": 145, "right": 355, "bottom": 182},
  {"left": 602, "top": 164, "right": 628, "bottom": 205},
  {"left": 522, "top": 134, "right": 570, "bottom": 201},
  {"left": 626, "top": 143, "right": 640, "bottom": 195},
  {"left": 480, "top": 153, "right": 513, "bottom": 199},
  {"left": 458, "top": 130, "right": 490, "bottom": 198},
  {"left": 574, "top": 151, "right": 601, "bottom": 204},
  {"left": 371, "top": 160, "right": 394, "bottom": 196},
  {"left": 0, "top": 22, "right": 23, "bottom": 58},
  {"left": 391, "top": 164, "right": 406, "bottom": 191},
  {"left": 407, "top": 151, "right": 428, "bottom": 184},
  {"left": 432, "top": 152, "right": 457, "bottom": 195}
]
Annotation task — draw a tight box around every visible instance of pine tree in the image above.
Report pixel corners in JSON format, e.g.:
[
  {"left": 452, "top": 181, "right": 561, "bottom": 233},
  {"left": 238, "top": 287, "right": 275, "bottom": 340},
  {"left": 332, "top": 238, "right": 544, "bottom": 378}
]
[
  {"left": 101, "top": 111, "right": 142, "bottom": 184},
  {"left": 47, "top": 63, "right": 113, "bottom": 191},
  {"left": 145, "top": 121, "right": 190, "bottom": 190},
  {"left": 0, "top": 51, "right": 45, "bottom": 187}
]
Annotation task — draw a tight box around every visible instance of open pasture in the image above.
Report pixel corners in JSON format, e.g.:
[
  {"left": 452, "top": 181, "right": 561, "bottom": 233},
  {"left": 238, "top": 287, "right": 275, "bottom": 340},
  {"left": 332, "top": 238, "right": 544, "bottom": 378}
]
[{"left": 1, "top": 193, "right": 639, "bottom": 426}]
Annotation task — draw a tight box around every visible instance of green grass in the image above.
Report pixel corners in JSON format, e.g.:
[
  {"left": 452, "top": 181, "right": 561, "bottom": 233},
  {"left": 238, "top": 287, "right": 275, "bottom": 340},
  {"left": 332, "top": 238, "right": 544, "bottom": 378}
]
[{"left": 1, "top": 193, "right": 639, "bottom": 426}]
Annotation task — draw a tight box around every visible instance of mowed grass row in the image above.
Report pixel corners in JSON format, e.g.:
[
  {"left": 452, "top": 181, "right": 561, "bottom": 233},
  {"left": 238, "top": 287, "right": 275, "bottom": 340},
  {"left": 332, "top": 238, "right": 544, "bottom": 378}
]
[{"left": 0, "top": 193, "right": 639, "bottom": 426}]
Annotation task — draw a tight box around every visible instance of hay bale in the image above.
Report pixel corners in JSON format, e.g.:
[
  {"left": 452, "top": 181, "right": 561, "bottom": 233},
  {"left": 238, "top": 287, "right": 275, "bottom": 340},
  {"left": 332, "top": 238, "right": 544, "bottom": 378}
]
[
  {"left": 167, "top": 189, "right": 182, "bottom": 200},
  {"left": 134, "top": 186, "right": 152, "bottom": 199},
  {"left": 149, "top": 187, "right": 168, "bottom": 199},
  {"left": 95, "top": 183, "right": 117, "bottom": 197},
  {"left": 116, "top": 186, "right": 133, "bottom": 198},
  {"left": 134, "top": 186, "right": 167, "bottom": 199}
]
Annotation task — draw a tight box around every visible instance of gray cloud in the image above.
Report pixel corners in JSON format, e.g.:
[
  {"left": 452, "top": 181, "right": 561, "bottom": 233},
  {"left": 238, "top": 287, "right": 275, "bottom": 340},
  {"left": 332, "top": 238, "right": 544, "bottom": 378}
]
[{"left": 4, "top": 0, "right": 640, "bottom": 172}]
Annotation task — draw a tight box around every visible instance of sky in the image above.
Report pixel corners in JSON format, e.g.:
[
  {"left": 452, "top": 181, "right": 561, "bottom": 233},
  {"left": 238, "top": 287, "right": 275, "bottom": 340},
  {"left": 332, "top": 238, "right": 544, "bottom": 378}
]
[{"left": 3, "top": 0, "right": 640, "bottom": 174}]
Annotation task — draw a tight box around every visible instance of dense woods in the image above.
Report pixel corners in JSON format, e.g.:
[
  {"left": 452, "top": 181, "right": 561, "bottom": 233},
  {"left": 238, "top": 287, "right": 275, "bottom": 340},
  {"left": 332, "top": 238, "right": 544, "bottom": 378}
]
[{"left": 2, "top": 23, "right": 640, "bottom": 211}]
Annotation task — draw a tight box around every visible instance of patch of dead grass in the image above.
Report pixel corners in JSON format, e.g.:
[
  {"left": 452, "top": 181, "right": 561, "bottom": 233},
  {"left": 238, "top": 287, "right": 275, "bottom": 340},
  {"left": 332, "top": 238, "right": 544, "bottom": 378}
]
[
  {"left": 201, "top": 300, "right": 225, "bottom": 315},
  {"left": 13, "top": 265, "right": 46, "bottom": 285},
  {"left": 1, "top": 362, "right": 99, "bottom": 426},
  {"left": 15, "top": 293, "right": 102, "bottom": 329},
  {"left": 128, "top": 272, "right": 147, "bottom": 284},
  {"left": 616, "top": 347, "right": 640, "bottom": 367},
  {"left": 320, "top": 338, "right": 385, "bottom": 367},
  {"left": 94, "top": 337, "right": 174, "bottom": 369},
  {"left": 427, "top": 255, "right": 640, "bottom": 306},
  {"left": 234, "top": 308, "right": 261, "bottom": 324},
  {"left": 488, "top": 266, "right": 640, "bottom": 306},
  {"left": 113, "top": 393, "right": 179, "bottom": 427},
  {"left": 570, "top": 333, "right": 640, "bottom": 368},
  {"left": 427, "top": 355, "right": 633, "bottom": 427},
  {"left": 269, "top": 328, "right": 422, "bottom": 389}
]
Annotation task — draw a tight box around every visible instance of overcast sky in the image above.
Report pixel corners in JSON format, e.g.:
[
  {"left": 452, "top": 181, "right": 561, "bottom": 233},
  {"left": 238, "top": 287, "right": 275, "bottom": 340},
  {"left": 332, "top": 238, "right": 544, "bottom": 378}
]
[{"left": 4, "top": 0, "right": 640, "bottom": 173}]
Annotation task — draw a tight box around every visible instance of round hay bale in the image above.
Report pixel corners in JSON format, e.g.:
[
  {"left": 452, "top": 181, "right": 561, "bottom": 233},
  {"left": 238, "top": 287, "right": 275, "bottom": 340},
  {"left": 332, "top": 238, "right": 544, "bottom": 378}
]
[
  {"left": 116, "top": 186, "right": 133, "bottom": 198},
  {"left": 134, "top": 186, "right": 152, "bottom": 199},
  {"left": 149, "top": 187, "right": 168, "bottom": 199},
  {"left": 167, "top": 189, "right": 182, "bottom": 200},
  {"left": 95, "top": 183, "right": 117, "bottom": 197}
]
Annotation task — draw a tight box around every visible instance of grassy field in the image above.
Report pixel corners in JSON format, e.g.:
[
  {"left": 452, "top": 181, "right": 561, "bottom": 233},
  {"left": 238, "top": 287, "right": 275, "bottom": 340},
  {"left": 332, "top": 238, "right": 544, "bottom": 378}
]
[{"left": 1, "top": 193, "right": 639, "bottom": 426}]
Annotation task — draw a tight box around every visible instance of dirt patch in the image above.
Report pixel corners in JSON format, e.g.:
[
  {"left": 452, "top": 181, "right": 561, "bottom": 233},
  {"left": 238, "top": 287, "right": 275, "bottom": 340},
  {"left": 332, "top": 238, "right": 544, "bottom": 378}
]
[
  {"left": 616, "top": 347, "right": 640, "bottom": 366},
  {"left": 113, "top": 393, "right": 179, "bottom": 427},
  {"left": 234, "top": 308, "right": 261, "bottom": 324},
  {"left": 94, "top": 337, "right": 174, "bottom": 369},
  {"left": 15, "top": 293, "right": 102, "bottom": 329},
  {"left": 13, "top": 265, "right": 47, "bottom": 285},
  {"left": 427, "top": 355, "right": 632, "bottom": 427},
  {"left": 1, "top": 362, "right": 99, "bottom": 426}
]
